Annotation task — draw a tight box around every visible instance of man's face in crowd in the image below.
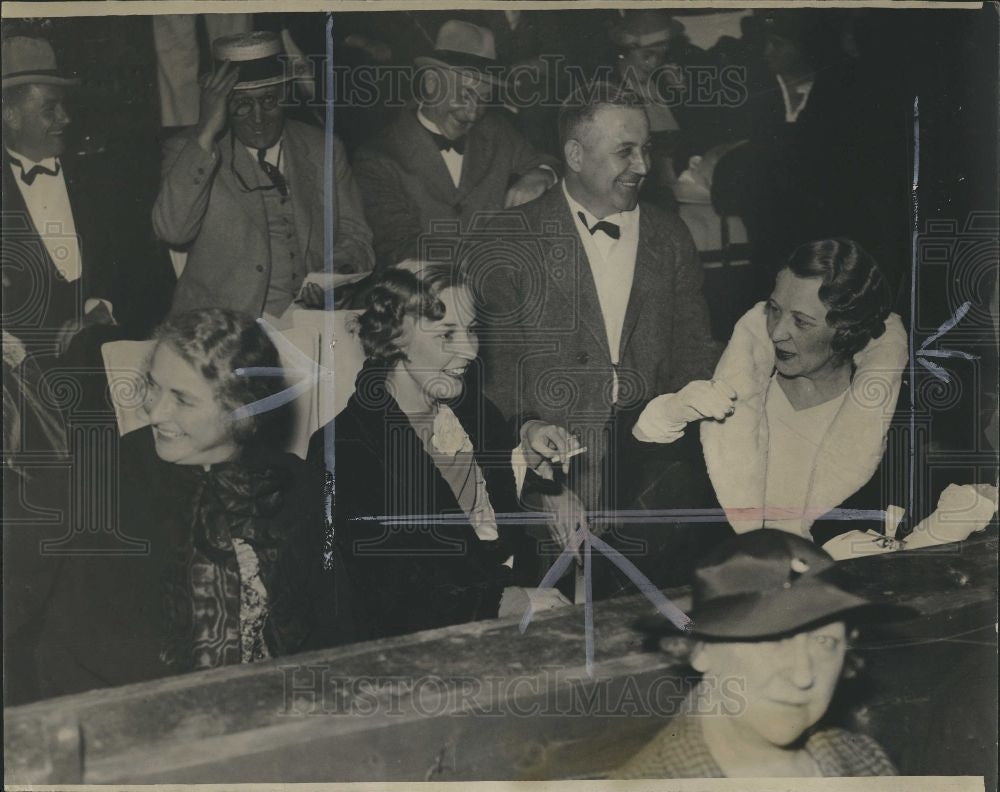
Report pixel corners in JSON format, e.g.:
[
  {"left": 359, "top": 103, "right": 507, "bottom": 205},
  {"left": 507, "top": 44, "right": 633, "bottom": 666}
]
[
  {"left": 420, "top": 68, "right": 491, "bottom": 140},
  {"left": 565, "top": 105, "right": 651, "bottom": 218},
  {"left": 693, "top": 621, "right": 848, "bottom": 748},
  {"left": 229, "top": 84, "right": 286, "bottom": 150},
  {"left": 2, "top": 83, "right": 71, "bottom": 161},
  {"left": 619, "top": 42, "right": 671, "bottom": 83}
]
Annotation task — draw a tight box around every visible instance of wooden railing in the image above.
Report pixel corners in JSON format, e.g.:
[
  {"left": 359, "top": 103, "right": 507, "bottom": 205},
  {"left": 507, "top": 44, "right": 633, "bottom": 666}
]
[{"left": 5, "top": 533, "right": 996, "bottom": 785}]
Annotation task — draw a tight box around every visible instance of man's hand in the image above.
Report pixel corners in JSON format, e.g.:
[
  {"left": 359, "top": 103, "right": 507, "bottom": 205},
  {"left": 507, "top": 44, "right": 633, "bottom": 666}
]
[
  {"left": 633, "top": 379, "right": 737, "bottom": 443},
  {"left": 520, "top": 420, "right": 582, "bottom": 480},
  {"left": 196, "top": 62, "right": 240, "bottom": 152},
  {"left": 504, "top": 168, "right": 556, "bottom": 208}
]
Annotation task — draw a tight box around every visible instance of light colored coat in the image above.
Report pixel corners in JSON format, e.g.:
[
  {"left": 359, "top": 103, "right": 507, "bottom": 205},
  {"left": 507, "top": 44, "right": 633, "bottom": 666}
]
[{"left": 154, "top": 121, "right": 373, "bottom": 317}]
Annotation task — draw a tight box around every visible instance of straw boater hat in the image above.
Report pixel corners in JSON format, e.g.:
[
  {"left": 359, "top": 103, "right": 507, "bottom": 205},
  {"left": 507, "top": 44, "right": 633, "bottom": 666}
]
[
  {"left": 2, "top": 36, "right": 79, "bottom": 90},
  {"left": 414, "top": 20, "right": 502, "bottom": 86},
  {"left": 213, "top": 31, "right": 293, "bottom": 91},
  {"left": 639, "top": 530, "right": 914, "bottom": 641},
  {"left": 611, "top": 10, "right": 681, "bottom": 50}
]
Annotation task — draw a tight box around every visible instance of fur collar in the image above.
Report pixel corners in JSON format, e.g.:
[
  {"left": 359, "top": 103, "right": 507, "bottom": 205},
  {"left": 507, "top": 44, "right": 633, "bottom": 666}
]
[{"left": 701, "top": 303, "right": 908, "bottom": 533}]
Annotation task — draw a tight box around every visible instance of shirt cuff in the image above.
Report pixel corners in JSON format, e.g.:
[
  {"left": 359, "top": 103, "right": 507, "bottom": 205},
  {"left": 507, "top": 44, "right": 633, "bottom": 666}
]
[
  {"left": 632, "top": 393, "right": 686, "bottom": 444},
  {"left": 511, "top": 442, "right": 531, "bottom": 498},
  {"left": 537, "top": 164, "right": 558, "bottom": 185},
  {"left": 84, "top": 298, "right": 116, "bottom": 323}
]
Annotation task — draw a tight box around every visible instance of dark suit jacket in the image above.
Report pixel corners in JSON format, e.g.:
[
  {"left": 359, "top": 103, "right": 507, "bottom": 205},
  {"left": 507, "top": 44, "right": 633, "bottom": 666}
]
[
  {"left": 310, "top": 361, "right": 536, "bottom": 641},
  {"left": 473, "top": 187, "right": 720, "bottom": 511},
  {"left": 154, "top": 122, "right": 373, "bottom": 316},
  {"left": 2, "top": 150, "right": 125, "bottom": 352},
  {"left": 352, "top": 108, "right": 558, "bottom": 268}
]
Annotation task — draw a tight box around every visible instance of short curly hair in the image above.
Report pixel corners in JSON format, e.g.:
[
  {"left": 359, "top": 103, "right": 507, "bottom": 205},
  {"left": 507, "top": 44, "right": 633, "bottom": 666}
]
[
  {"left": 356, "top": 264, "right": 467, "bottom": 366},
  {"left": 151, "top": 308, "right": 289, "bottom": 448},
  {"left": 783, "top": 238, "right": 893, "bottom": 365}
]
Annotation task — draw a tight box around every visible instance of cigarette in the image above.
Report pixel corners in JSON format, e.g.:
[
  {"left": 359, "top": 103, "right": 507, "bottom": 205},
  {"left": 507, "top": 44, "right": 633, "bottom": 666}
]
[{"left": 564, "top": 445, "right": 587, "bottom": 460}]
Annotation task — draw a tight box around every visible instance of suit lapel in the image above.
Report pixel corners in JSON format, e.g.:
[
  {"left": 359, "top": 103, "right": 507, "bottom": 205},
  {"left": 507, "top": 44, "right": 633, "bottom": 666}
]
[
  {"left": 618, "top": 206, "right": 657, "bottom": 359},
  {"left": 220, "top": 134, "right": 268, "bottom": 225},
  {"left": 457, "top": 119, "right": 489, "bottom": 196},
  {"left": 543, "top": 190, "right": 611, "bottom": 356},
  {"left": 282, "top": 124, "right": 315, "bottom": 261},
  {"left": 395, "top": 111, "right": 459, "bottom": 202}
]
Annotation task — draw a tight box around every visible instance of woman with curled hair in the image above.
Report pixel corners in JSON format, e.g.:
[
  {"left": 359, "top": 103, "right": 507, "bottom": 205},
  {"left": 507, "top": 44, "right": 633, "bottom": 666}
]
[
  {"left": 632, "top": 238, "right": 996, "bottom": 555},
  {"left": 309, "top": 264, "right": 579, "bottom": 641},
  {"left": 38, "top": 309, "right": 341, "bottom": 697}
]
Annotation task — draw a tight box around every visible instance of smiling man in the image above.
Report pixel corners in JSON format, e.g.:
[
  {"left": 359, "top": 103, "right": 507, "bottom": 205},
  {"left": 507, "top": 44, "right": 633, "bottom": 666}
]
[
  {"left": 1, "top": 36, "right": 121, "bottom": 360},
  {"left": 475, "top": 81, "right": 718, "bottom": 519},
  {"left": 353, "top": 20, "right": 559, "bottom": 269},
  {"left": 153, "top": 31, "right": 374, "bottom": 319}
]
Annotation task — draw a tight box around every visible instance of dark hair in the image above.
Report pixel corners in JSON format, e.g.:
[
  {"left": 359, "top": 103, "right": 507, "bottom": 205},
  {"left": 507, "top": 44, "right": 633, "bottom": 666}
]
[
  {"left": 152, "top": 308, "right": 289, "bottom": 448},
  {"left": 783, "top": 239, "right": 892, "bottom": 365},
  {"left": 557, "top": 80, "right": 645, "bottom": 149},
  {"left": 356, "top": 264, "right": 468, "bottom": 365}
]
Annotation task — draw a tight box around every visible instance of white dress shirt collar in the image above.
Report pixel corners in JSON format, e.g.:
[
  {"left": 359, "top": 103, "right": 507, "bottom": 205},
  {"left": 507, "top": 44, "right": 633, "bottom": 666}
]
[
  {"left": 244, "top": 136, "right": 285, "bottom": 173},
  {"left": 5, "top": 147, "right": 59, "bottom": 174},
  {"left": 416, "top": 109, "right": 464, "bottom": 188},
  {"left": 776, "top": 74, "right": 814, "bottom": 123}
]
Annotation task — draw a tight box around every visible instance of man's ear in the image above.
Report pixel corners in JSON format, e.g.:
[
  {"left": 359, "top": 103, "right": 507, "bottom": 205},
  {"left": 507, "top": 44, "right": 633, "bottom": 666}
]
[
  {"left": 564, "top": 138, "right": 584, "bottom": 174},
  {"left": 689, "top": 641, "right": 712, "bottom": 673}
]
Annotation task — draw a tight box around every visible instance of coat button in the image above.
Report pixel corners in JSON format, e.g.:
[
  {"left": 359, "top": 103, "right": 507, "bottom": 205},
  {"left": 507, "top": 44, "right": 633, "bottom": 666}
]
[
  {"left": 577, "top": 352, "right": 589, "bottom": 364},
  {"left": 256, "top": 265, "right": 264, "bottom": 272}
]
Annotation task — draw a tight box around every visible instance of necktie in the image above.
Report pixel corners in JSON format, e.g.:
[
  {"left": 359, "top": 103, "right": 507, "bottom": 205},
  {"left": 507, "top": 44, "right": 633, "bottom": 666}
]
[
  {"left": 578, "top": 211, "right": 621, "bottom": 240},
  {"left": 429, "top": 131, "right": 466, "bottom": 156},
  {"left": 256, "top": 148, "right": 288, "bottom": 196},
  {"left": 10, "top": 156, "right": 60, "bottom": 186}
]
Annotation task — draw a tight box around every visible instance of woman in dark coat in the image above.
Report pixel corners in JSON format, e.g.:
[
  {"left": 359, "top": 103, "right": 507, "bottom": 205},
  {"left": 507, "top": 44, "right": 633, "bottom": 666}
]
[
  {"left": 309, "top": 264, "right": 579, "bottom": 641},
  {"left": 37, "top": 309, "right": 341, "bottom": 698}
]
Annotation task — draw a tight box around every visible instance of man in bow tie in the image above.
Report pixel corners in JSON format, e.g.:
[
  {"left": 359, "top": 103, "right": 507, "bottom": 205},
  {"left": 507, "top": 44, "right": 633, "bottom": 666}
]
[
  {"left": 154, "top": 30, "right": 374, "bottom": 319},
  {"left": 1, "top": 36, "right": 122, "bottom": 361},
  {"left": 353, "top": 20, "right": 559, "bottom": 269},
  {"left": 473, "top": 81, "right": 721, "bottom": 589}
]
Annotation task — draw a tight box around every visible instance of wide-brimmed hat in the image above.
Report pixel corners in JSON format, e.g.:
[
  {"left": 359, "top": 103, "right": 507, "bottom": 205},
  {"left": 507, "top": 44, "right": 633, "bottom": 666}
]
[
  {"left": 611, "top": 10, "right": 682, "bottom": 50},
  {"left": 213, "top": 31, "right": 292, "bottom": 91},
  {"left": 414, "top": 20, "right": 502, "bottom": 86},
  {"left": 639, "top": 530, "right": 914, "bottom": 641},
  {"left": 2, "top": 36, "right": 79, "bottom": 90}
]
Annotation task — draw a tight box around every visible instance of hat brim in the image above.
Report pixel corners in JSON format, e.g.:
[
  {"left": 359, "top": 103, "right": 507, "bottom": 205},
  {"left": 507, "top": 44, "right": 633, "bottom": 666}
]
[
  {"left": 636, "top": 578, "right": 917, "bottom": 641},
  {"left": 413, "top": 55, "right": 503, "bottom": 87},
  {"left": 232, "top": 74, "right": 295, "bottom": 91},
  {"left": 2, "top": 74, "right": 79, "bottom": 89}
]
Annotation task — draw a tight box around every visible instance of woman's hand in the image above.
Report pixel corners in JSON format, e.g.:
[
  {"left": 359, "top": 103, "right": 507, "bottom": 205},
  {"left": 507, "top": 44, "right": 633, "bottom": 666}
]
[
  {"left": 633, "top": 379, "right": 737, "bottom": 443},
  {"left": 519, "top": 420, "right": 582, "bottom": 480}
]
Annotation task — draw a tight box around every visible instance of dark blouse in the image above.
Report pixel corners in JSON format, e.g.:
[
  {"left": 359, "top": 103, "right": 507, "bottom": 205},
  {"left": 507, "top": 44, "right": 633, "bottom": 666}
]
[
  {"left": 35, "top": 426, "right": 341, "bottom": 699},
  {"left": 310, "top": 362, "right": 536, "bottom": 641}
]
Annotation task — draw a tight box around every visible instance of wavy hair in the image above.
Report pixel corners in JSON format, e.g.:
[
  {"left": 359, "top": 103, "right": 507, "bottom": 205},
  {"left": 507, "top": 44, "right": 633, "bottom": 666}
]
[
  {"left": 356, "top": 264, "right": 467, "bottom": 366},
  {"left": 151, "top": 308, "right": 289, "bottom": 449},
  {"left": 783, "top": 238, "right": 893, "bottom": 365}
]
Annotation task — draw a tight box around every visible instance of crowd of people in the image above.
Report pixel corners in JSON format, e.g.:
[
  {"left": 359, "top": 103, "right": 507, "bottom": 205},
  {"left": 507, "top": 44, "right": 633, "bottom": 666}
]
[{"left": 2, "top": 10, "right": 998, "bottom": 780}]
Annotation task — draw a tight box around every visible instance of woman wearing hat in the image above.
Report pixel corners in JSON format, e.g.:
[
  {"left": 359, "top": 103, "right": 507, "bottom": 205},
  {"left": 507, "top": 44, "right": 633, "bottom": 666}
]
[
  {"left": 632, "top": 238, "right": 997, "bottom": 556},
  {"left": 617, "top": 529, "right": 902, "bottom": 777},
  {"left": 309, "top": 263, "right": 578, "bottom": 640}
]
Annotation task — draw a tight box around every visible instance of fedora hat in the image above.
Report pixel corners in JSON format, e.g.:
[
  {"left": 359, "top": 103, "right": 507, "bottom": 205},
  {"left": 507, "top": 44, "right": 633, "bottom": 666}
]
[
  {"left": 414, "top": 20, "right": 502, "bottom": 86},
  {"left": 2, "top": 36, "right": 79, "bottom": 90},
  {"left": 638, "top": 530, "right": 914, "bottom": 641},
  {"left": 213, "top": 31, "right": 292, "bottom": 91}
]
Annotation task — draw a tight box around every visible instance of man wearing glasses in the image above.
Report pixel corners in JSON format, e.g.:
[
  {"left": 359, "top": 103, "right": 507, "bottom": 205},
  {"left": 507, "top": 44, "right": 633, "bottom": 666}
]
[{"left": 154, "top": 31, "right": 374, "bottom": 319}]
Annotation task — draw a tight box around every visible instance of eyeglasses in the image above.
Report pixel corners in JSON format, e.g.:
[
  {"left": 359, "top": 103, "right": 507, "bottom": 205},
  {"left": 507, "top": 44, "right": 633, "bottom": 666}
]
[{"left": 229, "top": 93, "right": 282, "bottom": 118}]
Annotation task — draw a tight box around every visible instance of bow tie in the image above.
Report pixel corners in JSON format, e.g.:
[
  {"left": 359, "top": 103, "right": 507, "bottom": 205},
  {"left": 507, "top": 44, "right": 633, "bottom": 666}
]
[
  {"left": 578, "top": 211, "right": 621, "bottom": 240},
  {"left": 10, "top": 156, "right": 60, "bottom": 186},
  {"left": 429, "top": 131, "right": 466, "bottom": 156}
]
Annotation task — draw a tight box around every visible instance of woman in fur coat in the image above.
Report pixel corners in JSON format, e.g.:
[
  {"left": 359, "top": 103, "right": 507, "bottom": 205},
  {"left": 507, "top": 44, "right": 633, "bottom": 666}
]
[{"left": 632, "top": 238, "right": 997, "bottom": 559}]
